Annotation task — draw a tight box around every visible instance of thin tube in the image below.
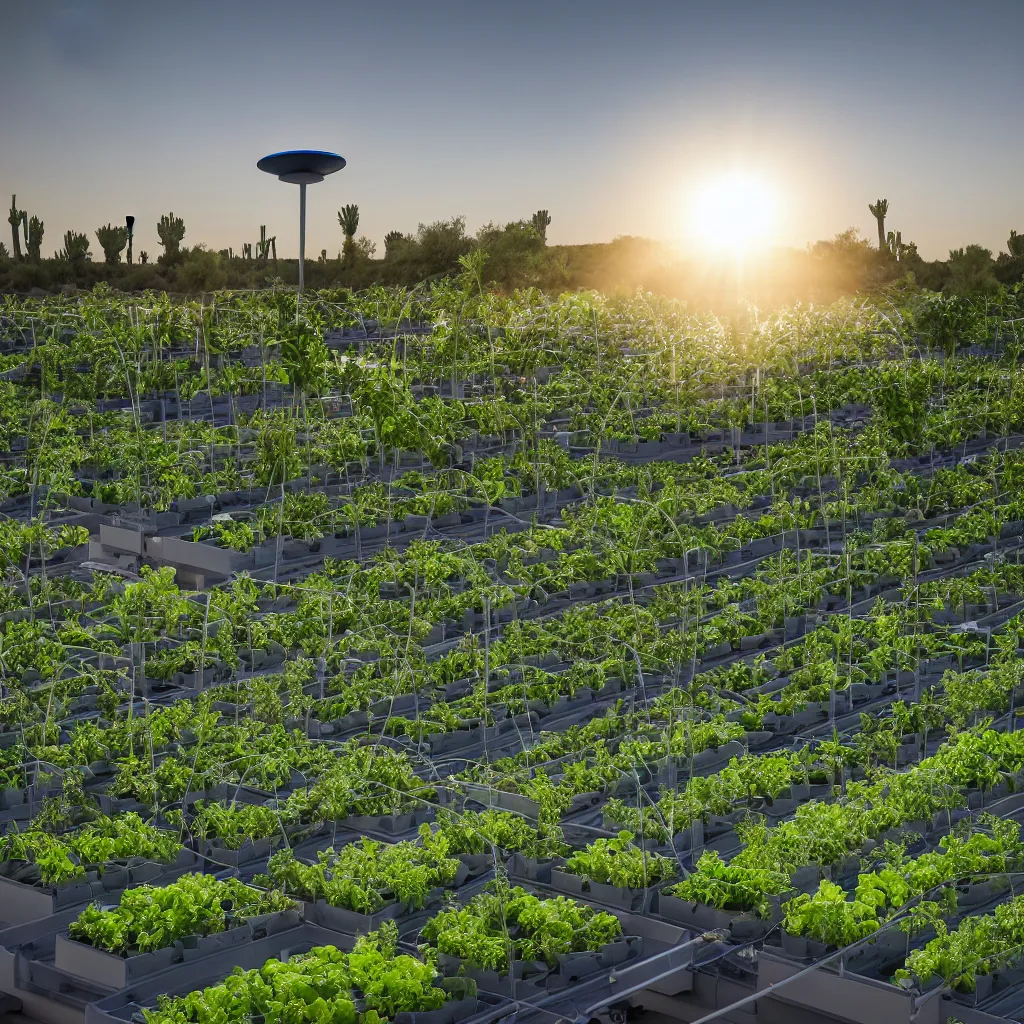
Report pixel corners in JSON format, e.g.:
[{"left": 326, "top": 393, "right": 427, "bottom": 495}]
[{"left": 298, "top": 181, "right": 307, "bottom": 294}]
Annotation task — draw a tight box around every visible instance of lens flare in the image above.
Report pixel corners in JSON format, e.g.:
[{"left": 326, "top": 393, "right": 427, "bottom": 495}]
[{"left": 689, "top": 173, "right": 776, "bottom": 255}]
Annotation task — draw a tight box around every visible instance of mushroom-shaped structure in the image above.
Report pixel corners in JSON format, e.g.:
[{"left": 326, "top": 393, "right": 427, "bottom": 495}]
[{"left": 257, "top": 150, "right": 346, "bottom": 291}]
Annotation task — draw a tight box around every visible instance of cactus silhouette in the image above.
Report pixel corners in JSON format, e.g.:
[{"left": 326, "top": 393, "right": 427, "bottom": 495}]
[
  {"left": 8, "top": 196, "right": 23, "bottom": 261},
  {"left": 868, "top": 199, "right": 888, "bottom": 251},
  {"left": 60, "top": 230, "right": 91, "bottom": 265},
  {"left": 257, "top": 225, "right": 272, "bottom": 263},
  {"left": 157, "top": 212, "right": 186, "bottom": 262},
  {"left": 25, "top": 216, "right": 43, "bottom": 261},
  {"left": 531, "top": 209, "right": 551, "bottom": 243},
  {"left": 96, "top": 223, "right": 129, "bottom": 264}
]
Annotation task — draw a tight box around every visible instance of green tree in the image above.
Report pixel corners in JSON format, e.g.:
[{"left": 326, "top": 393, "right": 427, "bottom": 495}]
[
  {"left": 946, "top": 245, "right": 999, "bottom": 297},
  {"left": 95, "top": 223, "right": 129, "bottom": 265},
  {"left": 868, "top": 199, "right": 888, "bottom": 251},
  {"left": 157, "top": 212, "right": 186, "bottom": 265},
  {"left": 176, "top": 247, "right": 227, "bottom": 291},
  {"left": 416, "top": 216, "right": 471, "bottom": 276},
  {"left": 474, "top": 220, "right": 547, "bottom": 287},
  {"left": 995, "top": 230, "right": 1024, "bottom": 286},
  {"left": 384, "top": 230, "right": 408, "bottom": 259}
]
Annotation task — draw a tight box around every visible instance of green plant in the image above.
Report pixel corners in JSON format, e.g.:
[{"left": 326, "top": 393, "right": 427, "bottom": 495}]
[
  {"left": 665, "top": 851, "right": 791, "bottom": 918},
  {"left": 69, "top": 874, "right": 295, "bottom": 955},
  {"left": 420, "top": 878, "right": 622, "bottom": 971},
  {"left": 142, "top": 925, "right": 461, "bottom": 1024},
  {"left": 564, "top": 831, "right": 676, "bottom": 888},
  {"left": 261, "top": 834, "right": 459, "bottom": 913},
  {"left": 339, "top": 204, "right": 359, "bottom": 265}
]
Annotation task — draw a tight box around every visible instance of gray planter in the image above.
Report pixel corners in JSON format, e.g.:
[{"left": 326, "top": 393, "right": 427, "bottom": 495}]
[
  {"left": 548, "top": 868, "right": 662, "bottom": 913},
  {"left": 0, "top": 848, "right": 197, "bottom": 925},
  {"left": 205, "top": 836, "right": 277, "bottom": 867},
  {"left": 548, "top": 936, "right": 642, "bottom": 988},
  {"left": 505, "top": 853, "right": 555, "bottom": 883},
  {"left": 779, "top": 929, "right": 829, "bottom": 959},
  {"left": 338, "top": 807, "right": 432, "bottom": 835},
  {"left": 304, "top": 897, "right": 422, "bottom": 935},
  {"left": 393, "top": 995, "right": 478, "bottom": 1024},
  {"left": 659, "top": 892, "right": 779, "bottom": 940},
  {"left": 435, "top": 953, "right": 547, "bottom": 998},
  {"left": 54, "top": 908, "right": 301, "bottom": 989}
]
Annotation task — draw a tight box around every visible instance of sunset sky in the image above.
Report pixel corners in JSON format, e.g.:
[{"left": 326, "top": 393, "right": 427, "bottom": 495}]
[{"left": 4, "top": 0, "right": 1023, "bottom": 262}]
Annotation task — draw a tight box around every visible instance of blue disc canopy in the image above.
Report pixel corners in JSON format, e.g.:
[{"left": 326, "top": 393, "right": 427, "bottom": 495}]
[{"left": 257, "top": 150, "right": 346, "bottom": 185}]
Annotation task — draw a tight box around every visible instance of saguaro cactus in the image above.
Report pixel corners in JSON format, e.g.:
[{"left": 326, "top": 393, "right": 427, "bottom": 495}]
[
  {"left": 25, "top": 216, "right": 44, "bottom": 261},
  {"left": 531, "top": 209, "right": 551, "bottom": 244},
  {"left": 257, "top": 225, "right": 271, "bottom": 264},
  {"left": 96, "top": 223, "right": 129, "bottom": 264},
  {"left": 868, "top": 199, "right": 888, "bottom": 251},
  {"left": 157, "top": 212, "right": 186, "bottom": 264},
  {"left": 60, "top": 230, "right": 91, "bottom": 265},
  {"left": 8, "top": 196, "right": 23, "bottom": 261},
  {"left": 126, "top": 215, "right": 135, "bottom": 265}
]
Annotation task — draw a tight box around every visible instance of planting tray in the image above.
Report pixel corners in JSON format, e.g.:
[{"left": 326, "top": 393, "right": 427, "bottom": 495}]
[
  {"left": 0, "top": 849, "right": 199, "bottom": 926},
  {"left": 79, "top": 922, "right": 511, "bottom": 1024},
  {"left": 53, "top": 906, "right": 301, "bottom": 990},
  {"left": 756, "top": 948, "right": 947, "bottom": 1024}
]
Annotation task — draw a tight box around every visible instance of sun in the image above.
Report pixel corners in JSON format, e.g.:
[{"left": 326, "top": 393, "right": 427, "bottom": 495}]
[{"left": 688, "top": 173, "right": 777, "bottom": 255}]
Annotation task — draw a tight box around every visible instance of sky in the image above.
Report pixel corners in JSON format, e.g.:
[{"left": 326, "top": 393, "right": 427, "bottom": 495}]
[{"left": 2, "top": 0, "right": 1023, "bottom": 263}]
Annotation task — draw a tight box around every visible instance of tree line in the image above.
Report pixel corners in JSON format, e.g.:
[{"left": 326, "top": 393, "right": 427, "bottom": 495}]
[{"left": 1, "top": 192, "right": 1022, "bottom": 309}]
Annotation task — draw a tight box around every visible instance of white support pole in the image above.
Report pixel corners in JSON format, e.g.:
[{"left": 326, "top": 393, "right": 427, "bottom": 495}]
[{"left": 298, "top": 182, "right": 307, "bottom": 294}]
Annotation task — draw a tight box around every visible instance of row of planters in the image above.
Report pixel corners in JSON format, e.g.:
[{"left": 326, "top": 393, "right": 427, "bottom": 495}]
[
  {"left": 4, "top": 423, "right": 1015, "bottom": 737},
  {"left": 40, "top": 839, "right": 680, "bottom": 1016},
  {"left": 1, "top": 630, "right": 1015, "bottom": 940},
  {"left": 3, "top": 555, "right": 1019, "bottom": 873}
]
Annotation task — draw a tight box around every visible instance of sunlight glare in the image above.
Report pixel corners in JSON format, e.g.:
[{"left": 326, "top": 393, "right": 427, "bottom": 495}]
[{"left": 689, "top": 173, "right": 776, "bottom": 255}]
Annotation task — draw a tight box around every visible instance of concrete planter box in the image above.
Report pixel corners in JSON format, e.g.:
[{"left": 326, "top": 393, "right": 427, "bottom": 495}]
[
  {"left": 436, "top": 953, "right": 547, "bottom": 998},
  {"left": 0, "top": 849, "right": 197, "bottom": 925},
  {"left": 54, "top": 908, "right": 301, "bottom": 989},
  {"left": 205, "top": 835, "right": 279, "bottom": 867},
  {"left": 757, "top": 949, "right": 943, "bottom": 1024},
  {"left": 505, "top": 853, "right": 556, "bottom": 883},
  {"left": 304, "top": 897, "right": 423, "bottom": 936},
  {"left": 144, "top": 535, "right": 254, "bottom": 576},
  {"left": 337, "top": 806, "right": 433, "bottom": 836},
  {"left": 659, "top": 892, "right": 780, "bottom": 939},
  {"left": 460, "top": 784, "right": 540, "bottom": 820},
  {"left": 548, "top": 936, "right": 641, "bottom": 989},
  {"left": 548, "top": 868, "right": 661, "bottom": 914}
]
